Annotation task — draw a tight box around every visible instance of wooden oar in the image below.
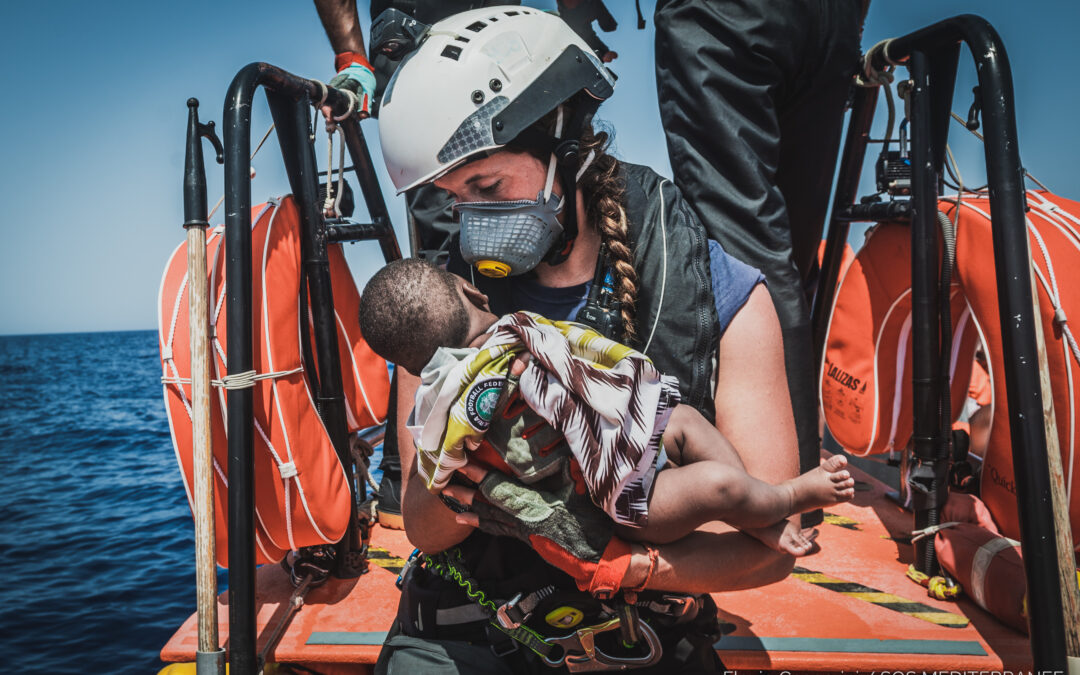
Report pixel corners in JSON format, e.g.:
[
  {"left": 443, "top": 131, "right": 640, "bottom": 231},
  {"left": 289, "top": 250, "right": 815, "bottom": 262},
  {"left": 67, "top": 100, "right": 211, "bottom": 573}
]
[
  {"left": 1028, "top": 255, "right": 1080, "bottom": 661},
  {"left": 184, "top": 98, "right": 225, "bottom": 675}
]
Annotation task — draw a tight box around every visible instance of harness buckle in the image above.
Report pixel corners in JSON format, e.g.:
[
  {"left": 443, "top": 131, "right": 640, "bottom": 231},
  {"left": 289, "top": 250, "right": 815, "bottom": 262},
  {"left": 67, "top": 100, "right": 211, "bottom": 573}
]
[
  {"left": 657, "top": 593, "right": 698, "bottom": 619},
  {"left": 495, "top": 592, "right": 527, "bottom": 630}
]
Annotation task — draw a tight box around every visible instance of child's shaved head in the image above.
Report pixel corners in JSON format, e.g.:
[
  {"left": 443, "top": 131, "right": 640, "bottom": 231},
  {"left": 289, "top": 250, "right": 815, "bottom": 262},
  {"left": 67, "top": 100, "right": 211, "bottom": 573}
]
[{"left": 359, "top": 258, "right": 470, "bottom": 374}]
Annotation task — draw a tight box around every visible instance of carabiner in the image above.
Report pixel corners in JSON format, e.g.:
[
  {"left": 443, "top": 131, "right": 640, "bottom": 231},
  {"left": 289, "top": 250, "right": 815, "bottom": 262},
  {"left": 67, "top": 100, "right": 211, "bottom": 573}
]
[{"left": 542, "top": 615, "right": 663, "bottom": 672}]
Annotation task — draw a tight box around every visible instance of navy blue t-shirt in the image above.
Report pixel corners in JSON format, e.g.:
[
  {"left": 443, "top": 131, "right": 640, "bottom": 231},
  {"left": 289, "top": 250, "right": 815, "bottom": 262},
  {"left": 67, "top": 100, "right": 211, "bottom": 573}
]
[{"left": 499, "top": 239, "right": 764, "bottom": 338}]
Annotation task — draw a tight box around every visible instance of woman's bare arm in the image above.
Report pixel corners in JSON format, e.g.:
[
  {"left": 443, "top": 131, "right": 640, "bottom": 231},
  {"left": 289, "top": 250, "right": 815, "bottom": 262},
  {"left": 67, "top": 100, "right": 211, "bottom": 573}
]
[
  {"left": 627, "top": 285, "right": 799, "bottom": 591},
  {"left": 394, "top": 369, "right": 476, "bottom": 553}
]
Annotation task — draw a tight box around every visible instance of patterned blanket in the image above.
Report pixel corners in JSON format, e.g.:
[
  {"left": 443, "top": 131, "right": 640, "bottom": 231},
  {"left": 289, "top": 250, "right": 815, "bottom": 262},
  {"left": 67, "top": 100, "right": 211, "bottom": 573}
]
[{"left": 407, "top": 311, "right": 680, "bottom": 527}]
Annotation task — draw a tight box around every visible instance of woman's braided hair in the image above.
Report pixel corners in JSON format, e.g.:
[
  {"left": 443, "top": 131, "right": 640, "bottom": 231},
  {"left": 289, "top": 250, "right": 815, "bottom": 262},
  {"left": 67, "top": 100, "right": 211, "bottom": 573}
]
[{"left": 517, "top": 102, "right": 639, "bottom": 343}]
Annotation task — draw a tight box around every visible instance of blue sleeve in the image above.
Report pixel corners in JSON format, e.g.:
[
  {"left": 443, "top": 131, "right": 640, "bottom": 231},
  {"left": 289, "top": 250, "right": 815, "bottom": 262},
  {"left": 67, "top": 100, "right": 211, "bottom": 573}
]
[{"left": 708, "top": 239, "right": 766, "bottom": 337}]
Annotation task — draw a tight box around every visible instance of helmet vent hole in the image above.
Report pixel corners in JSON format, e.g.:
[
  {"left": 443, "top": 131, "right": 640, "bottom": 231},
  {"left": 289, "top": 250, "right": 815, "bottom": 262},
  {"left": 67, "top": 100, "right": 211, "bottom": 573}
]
[
  {"left": 455, "top": 36, "right": 470, "bottom": 43},
  {"left": 471, "top": 90, "right": 485, "bottom": 104},
  {"left": 505, "top": 10, "right": 519, "bottom": 16},
  {"left": 466, "top": 21, "right": 486, "bottom": 32},
  {"left": 441, "top": 45, "right": 463, "bottom": 61}
]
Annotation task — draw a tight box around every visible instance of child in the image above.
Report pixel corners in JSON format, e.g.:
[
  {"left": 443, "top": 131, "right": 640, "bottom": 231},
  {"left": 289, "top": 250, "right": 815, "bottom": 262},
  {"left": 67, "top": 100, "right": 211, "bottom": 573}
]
[{"left": 359, "top": 259, "right": 854, "bottom": 555}]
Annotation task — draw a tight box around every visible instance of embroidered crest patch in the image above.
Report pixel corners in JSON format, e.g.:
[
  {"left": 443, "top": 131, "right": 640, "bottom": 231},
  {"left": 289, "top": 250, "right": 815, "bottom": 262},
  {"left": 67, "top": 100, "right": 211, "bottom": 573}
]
[{"left": 464, "top": 378, "right": 503, "bottom": 431}]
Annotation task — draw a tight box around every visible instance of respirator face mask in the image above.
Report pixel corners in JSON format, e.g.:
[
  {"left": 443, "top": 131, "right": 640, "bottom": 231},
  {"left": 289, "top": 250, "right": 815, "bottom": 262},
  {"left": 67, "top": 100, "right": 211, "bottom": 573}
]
[
  {"left": 454, "top": 144, "right": 568, "bottom": 278},
  {"left": 454, "top": 105, "right": 596, "bottom": 279},
  {"left": 456, "top": 187, "right": 564, "bottom": 279}
]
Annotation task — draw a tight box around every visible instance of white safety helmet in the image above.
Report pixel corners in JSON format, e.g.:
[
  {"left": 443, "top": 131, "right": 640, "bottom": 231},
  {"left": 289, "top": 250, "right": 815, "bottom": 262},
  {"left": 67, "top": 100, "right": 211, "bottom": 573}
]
[{"left": 377, "top": 6, "right": 615, "bottom": 194}]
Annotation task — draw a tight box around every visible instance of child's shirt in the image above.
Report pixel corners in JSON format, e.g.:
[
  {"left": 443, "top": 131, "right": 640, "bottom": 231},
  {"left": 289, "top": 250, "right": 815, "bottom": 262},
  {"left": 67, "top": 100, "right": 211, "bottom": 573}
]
[{"left": 407, "top": 310, "right": 680, "bottom": 528}]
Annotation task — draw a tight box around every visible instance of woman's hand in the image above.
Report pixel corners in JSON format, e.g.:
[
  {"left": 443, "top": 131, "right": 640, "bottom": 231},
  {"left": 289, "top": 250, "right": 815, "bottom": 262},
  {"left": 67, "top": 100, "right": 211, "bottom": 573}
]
[{"left": 443, "top": 462, "right": 634, "bottom": 596}]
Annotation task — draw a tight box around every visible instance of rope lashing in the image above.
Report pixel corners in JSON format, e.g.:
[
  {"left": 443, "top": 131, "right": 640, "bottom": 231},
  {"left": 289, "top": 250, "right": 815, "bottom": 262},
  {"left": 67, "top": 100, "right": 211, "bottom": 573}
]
[
  {"left": 907, "top": 564, "right": 963, "bottom": 601},
  {"left": 322, "top": 124, "right": 347, "bottom": 218},
  {"left": 855, "top": 39, "right": 897, "bottom": 88},
  {"left": 910, "top": 521, "right": 962, "bottom": 542},
  {"left": 161, "top": 366, "right": 303, "bottom": 389}
]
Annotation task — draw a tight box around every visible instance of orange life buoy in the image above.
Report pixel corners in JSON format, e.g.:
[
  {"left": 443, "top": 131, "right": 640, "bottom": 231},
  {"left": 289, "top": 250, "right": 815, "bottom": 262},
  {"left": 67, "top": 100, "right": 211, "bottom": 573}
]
[
  {"left": 951, "top": 191, "right": 1080, "bottom": 546},
  {"left": 820, "top": 223, "right": 977, "bottom": 456},
  {"left": 158, "top": 197, "right": 390, "bottom": 566}
]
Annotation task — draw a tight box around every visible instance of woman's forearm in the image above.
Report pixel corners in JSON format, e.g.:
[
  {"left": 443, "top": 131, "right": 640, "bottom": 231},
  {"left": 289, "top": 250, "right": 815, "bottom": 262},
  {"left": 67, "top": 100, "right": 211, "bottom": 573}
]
[
  {"left": 394, "top": 368, "right": 475, "bottom": 553},
  {"left": 401, "top": 469, "right": 475, "bottom": 553},
  {"left": 626, "top": 523, "right": 794, "bottom": 594}
]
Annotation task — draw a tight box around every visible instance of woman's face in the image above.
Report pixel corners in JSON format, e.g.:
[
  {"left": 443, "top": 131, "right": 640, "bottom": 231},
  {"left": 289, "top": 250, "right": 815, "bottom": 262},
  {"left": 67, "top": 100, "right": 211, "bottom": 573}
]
[{"left": 434, "top": 150, "right": 554, "bottom": 203}]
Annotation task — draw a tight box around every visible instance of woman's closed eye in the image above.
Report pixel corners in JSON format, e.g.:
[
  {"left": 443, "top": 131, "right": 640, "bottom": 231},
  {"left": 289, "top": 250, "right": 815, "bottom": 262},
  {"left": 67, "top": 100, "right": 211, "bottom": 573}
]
[{"left": 475, "top": 179, "right": 502, "bottom": 199}]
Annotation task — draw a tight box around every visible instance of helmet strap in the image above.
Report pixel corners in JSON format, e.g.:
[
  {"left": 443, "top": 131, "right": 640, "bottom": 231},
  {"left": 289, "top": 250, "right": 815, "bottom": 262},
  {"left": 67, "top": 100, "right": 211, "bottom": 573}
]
[{"left": 542, "top": 98, "right": 601, "bottom": 266}]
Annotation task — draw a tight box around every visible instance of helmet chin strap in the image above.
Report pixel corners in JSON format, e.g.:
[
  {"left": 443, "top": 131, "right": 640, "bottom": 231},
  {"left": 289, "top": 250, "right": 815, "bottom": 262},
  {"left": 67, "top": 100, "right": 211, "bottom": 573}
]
[{"left": 541, "top": 99, "right": 602, "bottom": 267}]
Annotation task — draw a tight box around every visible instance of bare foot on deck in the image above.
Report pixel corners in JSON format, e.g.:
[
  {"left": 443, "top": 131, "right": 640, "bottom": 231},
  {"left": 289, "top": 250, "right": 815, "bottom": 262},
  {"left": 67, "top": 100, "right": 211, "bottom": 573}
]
[
  {"left": 785, "top": 454, "right": 855, "bottom": 513},
  {"left": 748, "top": 521, "right": 820, "bottom": 557}
]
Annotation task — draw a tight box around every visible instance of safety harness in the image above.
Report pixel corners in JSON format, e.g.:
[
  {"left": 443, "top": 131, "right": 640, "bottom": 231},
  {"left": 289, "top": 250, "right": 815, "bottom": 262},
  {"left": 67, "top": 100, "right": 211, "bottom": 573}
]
[{"left": 396, "top": 546, "right": 707, "bottom": 671}]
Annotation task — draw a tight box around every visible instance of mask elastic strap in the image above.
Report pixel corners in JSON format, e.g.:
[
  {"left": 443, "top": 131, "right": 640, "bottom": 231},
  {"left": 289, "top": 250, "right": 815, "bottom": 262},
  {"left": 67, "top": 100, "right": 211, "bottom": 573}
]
[{"left": 543, "top": 106, "right": 564, "bottom": 202}]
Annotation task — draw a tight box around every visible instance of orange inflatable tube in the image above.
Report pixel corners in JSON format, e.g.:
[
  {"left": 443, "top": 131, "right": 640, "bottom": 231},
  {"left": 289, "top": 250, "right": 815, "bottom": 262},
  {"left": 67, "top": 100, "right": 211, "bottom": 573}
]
[
  {"left": 158, "top": 197, "right": 390, "bottom": 566},
  {"left": 952, "top": 191, "right": 1080, "bottom": 547},
  {"left": 820, "top": 224, "right": 977, "bottom": 456}
]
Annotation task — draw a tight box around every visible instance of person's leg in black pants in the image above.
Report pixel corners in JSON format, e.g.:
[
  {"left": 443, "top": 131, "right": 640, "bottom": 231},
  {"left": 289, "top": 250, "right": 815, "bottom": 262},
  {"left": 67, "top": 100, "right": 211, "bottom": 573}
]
[{"left": 655, "top": 0, "right": 862, "bottom": 515}]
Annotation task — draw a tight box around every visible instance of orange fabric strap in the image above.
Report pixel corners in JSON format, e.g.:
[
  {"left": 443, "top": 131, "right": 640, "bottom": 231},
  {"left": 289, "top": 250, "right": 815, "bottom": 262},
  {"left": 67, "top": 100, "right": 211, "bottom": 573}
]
[{"left": 584, "top": 536, "right": 633, "bottom": 598}]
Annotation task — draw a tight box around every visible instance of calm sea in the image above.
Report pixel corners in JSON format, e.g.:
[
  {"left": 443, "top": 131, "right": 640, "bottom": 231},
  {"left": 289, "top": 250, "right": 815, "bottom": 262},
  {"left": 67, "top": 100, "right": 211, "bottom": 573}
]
[{"left": 0, "top": 330, "right": 383, "bottom": 674}]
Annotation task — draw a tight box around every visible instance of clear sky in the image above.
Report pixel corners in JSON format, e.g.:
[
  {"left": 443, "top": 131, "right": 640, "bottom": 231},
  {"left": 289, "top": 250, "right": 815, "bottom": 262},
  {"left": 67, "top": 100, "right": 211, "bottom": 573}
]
[{"left": 1, "top": 0, "right": 1078, "bottom": 335}]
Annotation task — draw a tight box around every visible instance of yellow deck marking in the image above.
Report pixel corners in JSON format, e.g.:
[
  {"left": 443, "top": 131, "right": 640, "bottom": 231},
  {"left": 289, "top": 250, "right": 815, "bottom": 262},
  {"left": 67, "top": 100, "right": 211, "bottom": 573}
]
[
  {"left": 823, "top": 513, "right": 862, "bottom": 530},
  {"left": 791, "top": 566, "right": 969, "bottom": 628},
  {"left": 367, "top": 546, "right": 407, "bottom": 574},
  {"left": 791, "top": 572, "right": 836, "bottom": 584},
  {"left": 845, "top": 592, "right": 913, "bottom": 604}
]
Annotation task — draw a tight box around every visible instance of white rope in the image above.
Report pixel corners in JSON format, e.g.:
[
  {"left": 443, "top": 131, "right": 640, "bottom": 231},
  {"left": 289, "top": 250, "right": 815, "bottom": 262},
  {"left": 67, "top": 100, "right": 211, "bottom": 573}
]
[
  {"left": 911, "top": 521, "right": 962, "bottom": 542},
  {"left": 332, "top": 89, "right": 358, "bottom": 122},
  {"left": 206, "top": 123, "right": 276, "bottom": 222},
  {"left": 322, "top": 124, "right": 347, "bottom": 218},
  {"left": 161, "top": 366, "right": 303, "bottom": 389},
  {"left": 312, "top": 79, "right": 329, "bottom": 109}
]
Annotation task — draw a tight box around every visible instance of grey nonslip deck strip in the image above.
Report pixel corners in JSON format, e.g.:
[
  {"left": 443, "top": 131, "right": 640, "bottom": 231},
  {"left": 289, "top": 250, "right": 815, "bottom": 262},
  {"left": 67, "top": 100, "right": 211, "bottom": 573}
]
[
  {"left": 714, "top": 636, "right": 987, "bottom": 655},
  {"left": 307, "top": 631, "right": 986, "bottom": 656}
]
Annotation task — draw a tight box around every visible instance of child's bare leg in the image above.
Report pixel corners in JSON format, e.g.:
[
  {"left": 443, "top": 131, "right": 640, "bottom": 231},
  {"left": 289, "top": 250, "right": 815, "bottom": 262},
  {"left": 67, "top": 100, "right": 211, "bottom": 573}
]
[
  {"left": 618, "top": 455, "right": 856, "bottom": 544},
  {"left": 744, "top": 520, "right": 819, "bottom": 557},
  {"left": 662, "top": 405, "right": 745, "bottom": 468}
]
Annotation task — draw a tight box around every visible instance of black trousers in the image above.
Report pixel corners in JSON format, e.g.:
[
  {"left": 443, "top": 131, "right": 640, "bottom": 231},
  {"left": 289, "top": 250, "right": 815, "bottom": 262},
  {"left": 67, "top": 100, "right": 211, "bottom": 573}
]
[{"left": 655, "top": 0, "right": 864, "bottom": 481}]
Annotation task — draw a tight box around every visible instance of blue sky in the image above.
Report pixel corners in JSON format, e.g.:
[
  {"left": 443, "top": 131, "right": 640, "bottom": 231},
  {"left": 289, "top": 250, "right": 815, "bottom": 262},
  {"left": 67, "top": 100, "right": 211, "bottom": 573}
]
[{"left": 1, "top": 0, "right": 1078, "bottom": 335}]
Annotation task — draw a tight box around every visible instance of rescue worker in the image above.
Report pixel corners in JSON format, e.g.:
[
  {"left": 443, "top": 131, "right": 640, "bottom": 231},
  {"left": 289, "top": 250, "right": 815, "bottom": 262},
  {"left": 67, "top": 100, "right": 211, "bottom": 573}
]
[
  {"left": 313, "top": 0, "right": 620, "bottom": 530},
  {"left": 654, "top": 0, "right": 867, "bottom": 512},
  {"left": 366, "top": 9, "right": 800, "bottom": 672}
]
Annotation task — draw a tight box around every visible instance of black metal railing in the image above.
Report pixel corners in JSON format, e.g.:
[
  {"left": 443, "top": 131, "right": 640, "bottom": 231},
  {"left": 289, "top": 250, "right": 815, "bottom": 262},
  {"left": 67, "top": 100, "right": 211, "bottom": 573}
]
[
  {"left": 215, "top": 62, "right": 400, "bottom": 675},
  {"left": 813, "top": 15, "right": 1066, "bottom": 669}
]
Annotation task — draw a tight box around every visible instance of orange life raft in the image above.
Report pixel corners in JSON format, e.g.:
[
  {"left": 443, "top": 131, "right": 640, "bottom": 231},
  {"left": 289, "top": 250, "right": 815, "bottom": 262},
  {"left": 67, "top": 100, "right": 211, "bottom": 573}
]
[{"left": 158, "top": 196, "right": 390, "bottom": 566}]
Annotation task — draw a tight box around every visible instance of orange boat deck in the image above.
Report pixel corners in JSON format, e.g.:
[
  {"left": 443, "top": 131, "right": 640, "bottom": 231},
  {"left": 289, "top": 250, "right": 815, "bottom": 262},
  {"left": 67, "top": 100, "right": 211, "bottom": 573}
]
[{"left": 161, "top": 457, "right": 1032, "bottom": 673}]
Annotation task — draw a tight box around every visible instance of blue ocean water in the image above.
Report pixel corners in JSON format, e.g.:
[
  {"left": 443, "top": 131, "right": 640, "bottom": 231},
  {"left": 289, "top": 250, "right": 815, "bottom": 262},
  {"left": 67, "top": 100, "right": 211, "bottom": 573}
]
[{"left": 0, "top": 331, "right": 383, "bottom": 674}]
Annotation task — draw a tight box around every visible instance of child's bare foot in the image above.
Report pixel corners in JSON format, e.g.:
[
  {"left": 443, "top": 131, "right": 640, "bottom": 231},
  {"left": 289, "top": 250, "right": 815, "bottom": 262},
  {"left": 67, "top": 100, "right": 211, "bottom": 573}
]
[
  {"left": 747, "top": 521, "right": 819, "bottom": 556},
  {"left": 785, "top": 454, "right": 855, "bottom": 514}
]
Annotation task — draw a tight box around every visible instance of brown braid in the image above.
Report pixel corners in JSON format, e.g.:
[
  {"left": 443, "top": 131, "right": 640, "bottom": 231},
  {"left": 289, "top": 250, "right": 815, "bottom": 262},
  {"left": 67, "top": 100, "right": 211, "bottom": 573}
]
[{"left": 514, "top": 101, "right": 640, "bottom": 343}]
